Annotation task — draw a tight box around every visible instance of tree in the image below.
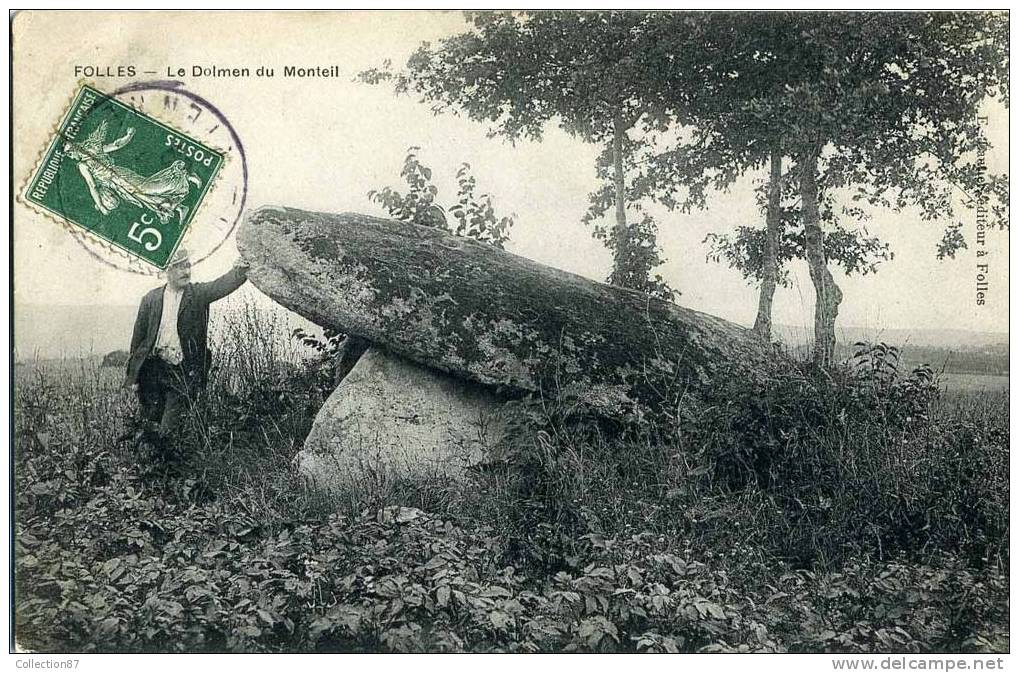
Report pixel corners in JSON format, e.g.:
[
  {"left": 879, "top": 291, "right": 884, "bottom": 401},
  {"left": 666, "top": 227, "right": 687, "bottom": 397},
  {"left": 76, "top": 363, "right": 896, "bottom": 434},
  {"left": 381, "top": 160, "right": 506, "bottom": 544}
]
[
  {"left": 632, "top": 12, "right": 1007, "bottom": 361},
  {"left": 361, "top": 11, "right": 686, "bottom": 300},
  {"left": 295, "top": 146, "right": 516, "bottom": 375},
  {"left": 703, "top": 172, "right": 892, "bottom": 335},
  {"left": 618, "top": 12, "right": 817, "bottom": 338},
  {"left": 754, "top": 149, "right": 783, "bottom": 337},
  {"left": 786, "top": 12, "right": 1008, "bottom": 365},
  {"left": 366, "top": 12, "right": 1007, "bottom": 364},
  {"left": 368, "top": 146, "right": 515, "bottom": 249}
]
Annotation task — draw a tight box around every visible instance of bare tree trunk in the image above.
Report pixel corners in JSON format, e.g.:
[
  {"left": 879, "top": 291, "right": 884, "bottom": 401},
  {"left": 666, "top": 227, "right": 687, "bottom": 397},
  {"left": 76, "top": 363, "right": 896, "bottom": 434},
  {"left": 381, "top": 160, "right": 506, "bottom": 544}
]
[
  {"left": 610, "top": 111, "right": 630, "bottom": 288},
  {"left": 799, "top": 148, "right": 842, "bottom": 367},
  {"left": 753, "top": 147, "right": 783, "bottom": 339}
]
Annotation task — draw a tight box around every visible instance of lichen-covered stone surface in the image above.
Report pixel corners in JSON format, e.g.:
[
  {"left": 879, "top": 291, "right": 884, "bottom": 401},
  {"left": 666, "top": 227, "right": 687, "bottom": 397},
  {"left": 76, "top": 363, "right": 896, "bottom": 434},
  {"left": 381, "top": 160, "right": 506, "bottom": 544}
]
[
  {"left": 238, "top": 206, "right": 776, "bottom": 416},
  {"left": 298, "top": 347, "right": 509, "bottom": 493}
]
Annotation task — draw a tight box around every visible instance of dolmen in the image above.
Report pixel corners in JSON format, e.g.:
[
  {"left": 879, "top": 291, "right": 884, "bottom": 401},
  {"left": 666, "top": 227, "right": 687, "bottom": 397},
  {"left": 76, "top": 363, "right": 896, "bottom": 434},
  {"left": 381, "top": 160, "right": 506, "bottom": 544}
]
[{"left": 237, "top": 206, "right": 773, "bottom": 493}]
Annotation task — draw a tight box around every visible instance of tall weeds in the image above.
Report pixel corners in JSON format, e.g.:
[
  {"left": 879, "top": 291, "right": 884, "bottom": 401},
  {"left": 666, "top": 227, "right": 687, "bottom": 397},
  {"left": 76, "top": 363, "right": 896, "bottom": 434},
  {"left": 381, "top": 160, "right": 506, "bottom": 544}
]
[{"left": 12, "top": 307, "right": 1009, "bottom": 653}]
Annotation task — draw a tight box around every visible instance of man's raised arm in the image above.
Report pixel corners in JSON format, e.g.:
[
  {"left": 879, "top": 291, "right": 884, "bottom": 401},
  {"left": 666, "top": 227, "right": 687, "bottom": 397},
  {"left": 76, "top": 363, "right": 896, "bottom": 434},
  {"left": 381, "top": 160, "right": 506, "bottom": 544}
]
[{"left": 195, "top": 261, "right": 249, "bottom": 303}]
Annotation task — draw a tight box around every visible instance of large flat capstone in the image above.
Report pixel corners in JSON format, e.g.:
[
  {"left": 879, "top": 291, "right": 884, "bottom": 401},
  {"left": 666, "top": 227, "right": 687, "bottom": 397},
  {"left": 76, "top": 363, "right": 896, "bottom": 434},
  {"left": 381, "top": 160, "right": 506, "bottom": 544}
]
[{"left": 237, "top": 206, "right": 775, "bottom": 418}]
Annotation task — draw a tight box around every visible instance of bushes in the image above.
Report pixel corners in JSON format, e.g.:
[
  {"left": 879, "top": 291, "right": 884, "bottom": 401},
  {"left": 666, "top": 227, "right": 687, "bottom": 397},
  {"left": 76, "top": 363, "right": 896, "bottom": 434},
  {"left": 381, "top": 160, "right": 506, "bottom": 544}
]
[
  {"left": 15, "top": 493, "right": 1006, "bottom": 652},
  {"left": 12, "top": 319, "right": 1009, "bottom": 653},
  {"left": 454, "top": 342, "right": 1006, "bottom": 571},
  {"left": 671, "top": 345, "right": 1007, "bottom": 566}
]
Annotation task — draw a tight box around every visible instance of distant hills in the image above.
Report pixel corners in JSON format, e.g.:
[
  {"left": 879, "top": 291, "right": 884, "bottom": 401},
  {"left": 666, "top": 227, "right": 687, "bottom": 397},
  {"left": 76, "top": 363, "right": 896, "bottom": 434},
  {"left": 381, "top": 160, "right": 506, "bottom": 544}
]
[
  {"left": 773, "top": 324, "right": 1008, "bottom": 376},
  {"left": 14, "top": 304, "right": 139, "bottom": 361},
  {"left": 772, "top": 324, "right": 1009, "bottom": 351},
  {"left": 13, "top": 303, "right": 1009, "bottom": 374},
  {"left": 13, "top": 302, "right": 313, "bottom": 362}
]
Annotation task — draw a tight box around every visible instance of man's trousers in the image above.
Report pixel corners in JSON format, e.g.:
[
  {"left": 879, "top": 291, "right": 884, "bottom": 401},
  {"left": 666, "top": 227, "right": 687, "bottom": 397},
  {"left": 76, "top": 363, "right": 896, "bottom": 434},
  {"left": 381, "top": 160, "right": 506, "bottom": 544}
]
[{"left": 136, "top": 356, "right": 198, "bottom": 441}]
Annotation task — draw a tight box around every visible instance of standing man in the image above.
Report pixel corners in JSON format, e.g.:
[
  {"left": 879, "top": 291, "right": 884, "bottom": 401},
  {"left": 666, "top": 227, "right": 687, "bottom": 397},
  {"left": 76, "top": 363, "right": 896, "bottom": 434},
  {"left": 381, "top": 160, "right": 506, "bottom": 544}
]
[{"left": 125, "top": 247, "right": 249, "bottom": 454}]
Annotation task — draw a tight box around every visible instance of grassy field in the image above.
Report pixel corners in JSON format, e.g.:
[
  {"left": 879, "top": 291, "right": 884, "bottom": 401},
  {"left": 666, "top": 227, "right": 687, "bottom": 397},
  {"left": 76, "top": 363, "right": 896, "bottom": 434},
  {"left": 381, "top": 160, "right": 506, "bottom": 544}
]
[
  {"left": 12, "top": 311, "right": 1010, "bottom": 653},
  {"left": 939, "top": 372, "right": 1009, "bottom": 392}
]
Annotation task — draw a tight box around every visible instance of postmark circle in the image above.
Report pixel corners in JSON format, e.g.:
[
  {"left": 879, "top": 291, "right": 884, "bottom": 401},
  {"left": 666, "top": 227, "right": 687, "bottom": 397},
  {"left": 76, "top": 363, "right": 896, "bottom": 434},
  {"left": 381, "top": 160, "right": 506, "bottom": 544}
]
[{"left": 60, "top": 80, "right": 249, "bottom": 275}]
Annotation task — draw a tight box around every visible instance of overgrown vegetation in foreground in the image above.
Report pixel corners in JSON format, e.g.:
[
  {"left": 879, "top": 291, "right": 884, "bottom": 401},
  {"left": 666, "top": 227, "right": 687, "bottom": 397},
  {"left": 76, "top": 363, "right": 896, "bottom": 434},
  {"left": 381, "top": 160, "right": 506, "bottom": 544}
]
[{"left": 14, "top": 307, "right": 1009, "bottom": 653}]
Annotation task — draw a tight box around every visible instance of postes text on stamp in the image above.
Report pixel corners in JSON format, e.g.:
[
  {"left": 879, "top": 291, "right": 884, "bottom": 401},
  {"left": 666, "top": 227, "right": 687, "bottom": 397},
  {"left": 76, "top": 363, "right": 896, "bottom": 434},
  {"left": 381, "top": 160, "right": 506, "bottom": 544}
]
[{"left": 23, "top": 84, "right": 226, "bottom": 269}]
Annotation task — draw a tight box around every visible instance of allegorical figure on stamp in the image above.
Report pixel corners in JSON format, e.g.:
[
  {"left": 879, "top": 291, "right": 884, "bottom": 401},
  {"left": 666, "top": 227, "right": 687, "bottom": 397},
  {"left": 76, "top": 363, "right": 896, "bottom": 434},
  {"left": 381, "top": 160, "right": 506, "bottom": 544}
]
[
  {"left": 125, "top": 247, "right": 248, "bottom": 454},
  {"left": 63, "top": 119, "right": 203, "bottom": 225}
]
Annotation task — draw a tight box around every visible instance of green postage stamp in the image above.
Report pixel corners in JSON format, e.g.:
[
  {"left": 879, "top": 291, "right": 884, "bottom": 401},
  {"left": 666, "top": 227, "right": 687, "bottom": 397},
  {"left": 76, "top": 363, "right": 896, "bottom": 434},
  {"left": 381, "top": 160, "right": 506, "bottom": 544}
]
[{"left": 23, "top": 84, "right": 225, "bottom": 268}]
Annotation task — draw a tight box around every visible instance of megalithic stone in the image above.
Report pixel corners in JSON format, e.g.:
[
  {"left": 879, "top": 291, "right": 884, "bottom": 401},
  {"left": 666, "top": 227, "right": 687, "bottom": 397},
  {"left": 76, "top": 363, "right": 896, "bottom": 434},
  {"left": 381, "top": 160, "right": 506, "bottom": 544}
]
[
  {"left": 237, "top": 206, "right": 775, "bottom": 417},
  {"left": 297, "top": 345, "right": 511, "bottom": 493}
]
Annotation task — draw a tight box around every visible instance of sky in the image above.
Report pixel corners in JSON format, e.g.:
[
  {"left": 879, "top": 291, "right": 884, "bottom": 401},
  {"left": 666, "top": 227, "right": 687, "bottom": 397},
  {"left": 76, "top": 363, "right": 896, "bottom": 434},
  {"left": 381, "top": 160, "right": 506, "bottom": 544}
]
[{"left": 12, "top": 10, "right": 1010, "bottom": 339}]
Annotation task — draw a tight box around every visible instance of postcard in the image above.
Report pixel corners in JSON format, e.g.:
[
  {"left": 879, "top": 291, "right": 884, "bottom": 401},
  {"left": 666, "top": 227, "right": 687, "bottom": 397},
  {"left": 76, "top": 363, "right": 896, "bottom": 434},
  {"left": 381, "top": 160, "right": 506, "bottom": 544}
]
[{"left": 11, "top": 10, "right": 1009, "bottom": 660}]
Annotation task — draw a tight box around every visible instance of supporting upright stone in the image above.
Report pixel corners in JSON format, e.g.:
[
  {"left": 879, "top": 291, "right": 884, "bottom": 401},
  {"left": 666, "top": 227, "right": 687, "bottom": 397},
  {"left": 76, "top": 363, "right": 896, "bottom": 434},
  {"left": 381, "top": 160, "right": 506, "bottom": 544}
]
[{"left": 298, "top": 347, "right": 510, "bottom": 493}]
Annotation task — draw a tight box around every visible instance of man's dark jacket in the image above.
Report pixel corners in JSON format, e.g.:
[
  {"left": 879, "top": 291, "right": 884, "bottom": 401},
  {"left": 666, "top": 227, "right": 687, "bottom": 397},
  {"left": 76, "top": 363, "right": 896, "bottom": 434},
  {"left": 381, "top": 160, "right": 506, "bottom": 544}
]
[{"left": 125, "top": 268, "right": 247, "bottom": 388}]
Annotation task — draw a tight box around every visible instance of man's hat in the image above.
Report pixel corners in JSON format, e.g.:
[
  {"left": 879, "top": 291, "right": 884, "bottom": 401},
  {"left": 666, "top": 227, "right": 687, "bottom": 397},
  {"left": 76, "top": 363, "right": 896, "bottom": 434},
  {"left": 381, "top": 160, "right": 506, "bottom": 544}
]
[{"left": 168, "top": 247, "right": 191, "bottom": 268}]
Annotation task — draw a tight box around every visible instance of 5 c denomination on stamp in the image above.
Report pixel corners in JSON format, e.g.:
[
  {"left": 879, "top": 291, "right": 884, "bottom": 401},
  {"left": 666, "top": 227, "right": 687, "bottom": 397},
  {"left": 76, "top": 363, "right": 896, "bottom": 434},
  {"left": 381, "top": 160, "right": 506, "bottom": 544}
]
[{"left": 23, "top": 84, "right": 226, "bottom": 269}]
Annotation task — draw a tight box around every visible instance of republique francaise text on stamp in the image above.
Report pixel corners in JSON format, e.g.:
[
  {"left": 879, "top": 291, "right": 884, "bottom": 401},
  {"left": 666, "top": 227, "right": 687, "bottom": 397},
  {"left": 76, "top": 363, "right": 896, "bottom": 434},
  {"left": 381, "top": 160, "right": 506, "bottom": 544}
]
[{"left": 23, "top": 84, "right": 226, "bottom": 269}]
